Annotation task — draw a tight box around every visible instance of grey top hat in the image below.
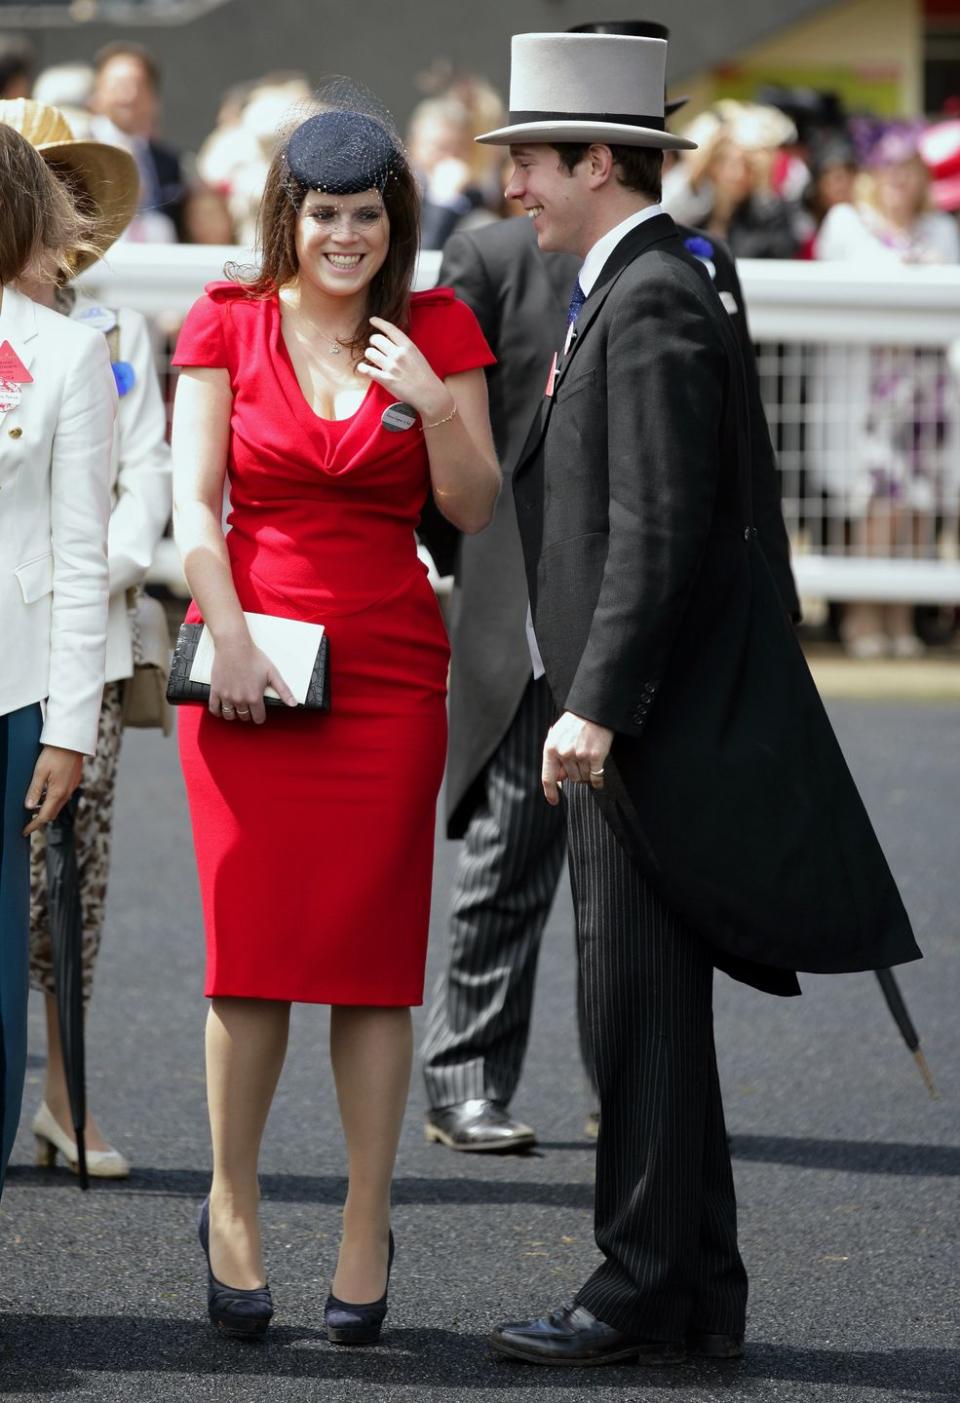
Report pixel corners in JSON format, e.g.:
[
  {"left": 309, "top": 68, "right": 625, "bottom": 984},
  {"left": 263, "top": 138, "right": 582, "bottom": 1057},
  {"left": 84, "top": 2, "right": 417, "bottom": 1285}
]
[{"left": 476, "top": 33, "right": 696, "bottom": 150}]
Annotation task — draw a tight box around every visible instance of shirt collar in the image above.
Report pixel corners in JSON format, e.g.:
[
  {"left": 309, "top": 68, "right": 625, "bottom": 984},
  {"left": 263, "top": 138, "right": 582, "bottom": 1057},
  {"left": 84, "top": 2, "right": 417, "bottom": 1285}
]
[{"left": 578, "top": 204, "right": 663, "bottom": 298}]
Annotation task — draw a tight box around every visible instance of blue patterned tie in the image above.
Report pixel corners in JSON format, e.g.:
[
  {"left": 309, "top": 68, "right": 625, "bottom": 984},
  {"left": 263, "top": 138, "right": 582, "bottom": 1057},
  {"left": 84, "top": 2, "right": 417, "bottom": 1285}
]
[{"left": 567, "top": 278, "right": 586, "bottom": 326}]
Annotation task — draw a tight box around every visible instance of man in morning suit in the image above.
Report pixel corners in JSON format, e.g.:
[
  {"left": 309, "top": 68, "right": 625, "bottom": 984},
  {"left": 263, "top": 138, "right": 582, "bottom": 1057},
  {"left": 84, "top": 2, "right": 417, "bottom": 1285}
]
[
  {"left": 477, "top": 32, "right": 920, "bottom": 1366},
  {"left": 420, "top": 19, "right": 801, "bottom": 1154},
  {"left": 420, "top": 216, "right": 801, "bottom": 1150}
]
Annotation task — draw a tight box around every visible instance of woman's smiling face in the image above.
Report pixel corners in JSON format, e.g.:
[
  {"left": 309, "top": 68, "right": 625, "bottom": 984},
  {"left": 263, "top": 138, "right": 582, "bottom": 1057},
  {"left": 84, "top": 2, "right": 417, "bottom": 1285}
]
[{"left": 295, "top": 187, "right": 390, "bottom": 298}]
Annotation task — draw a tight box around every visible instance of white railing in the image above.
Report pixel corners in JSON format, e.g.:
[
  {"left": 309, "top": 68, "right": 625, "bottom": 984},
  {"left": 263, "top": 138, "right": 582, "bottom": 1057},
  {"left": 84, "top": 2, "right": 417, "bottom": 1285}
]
[{"left": 79, "top": 244, "right": 960, "bottom": 604}]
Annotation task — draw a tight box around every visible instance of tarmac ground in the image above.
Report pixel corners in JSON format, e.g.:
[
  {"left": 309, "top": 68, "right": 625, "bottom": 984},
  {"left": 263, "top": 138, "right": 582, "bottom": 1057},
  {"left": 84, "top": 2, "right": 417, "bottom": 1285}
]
[{"left": 0, "top": 698, "right": 957, "bottom": 1403}]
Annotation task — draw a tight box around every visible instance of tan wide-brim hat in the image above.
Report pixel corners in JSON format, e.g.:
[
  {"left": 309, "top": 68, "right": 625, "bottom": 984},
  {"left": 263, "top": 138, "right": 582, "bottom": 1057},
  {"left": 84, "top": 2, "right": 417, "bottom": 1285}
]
[
  {"left": 0, "top": 98, "right": 140, "bottom": 274},
  {"left": 476, "top": 34, "right": 696, "bottom": 151}
]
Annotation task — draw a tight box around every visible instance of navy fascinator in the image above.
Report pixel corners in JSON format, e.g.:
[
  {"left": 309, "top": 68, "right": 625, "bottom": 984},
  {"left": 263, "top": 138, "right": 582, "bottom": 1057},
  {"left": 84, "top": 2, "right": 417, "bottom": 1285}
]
[{"left": 285, "top": 110, "right": 403, "bottom": 195}]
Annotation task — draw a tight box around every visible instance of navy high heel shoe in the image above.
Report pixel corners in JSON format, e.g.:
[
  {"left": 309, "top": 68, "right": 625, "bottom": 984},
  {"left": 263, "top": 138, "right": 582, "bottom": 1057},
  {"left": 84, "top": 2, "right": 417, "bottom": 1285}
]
[
  {"left": 197, "top": 1197, "right": 273, "bottom": 1338},
  {"left": 324, "top": 1231, "right": 395, "bottom": 1346}
]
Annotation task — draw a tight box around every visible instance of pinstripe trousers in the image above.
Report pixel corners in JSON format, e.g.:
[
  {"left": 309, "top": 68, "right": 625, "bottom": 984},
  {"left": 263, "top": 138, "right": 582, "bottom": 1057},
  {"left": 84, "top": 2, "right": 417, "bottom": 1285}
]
[
  {"left": 423, "top": 677, "right": 589, "bottom": 1108},
  {"left": 565, "top": 781, "right": 748, "bottom": 1340}
]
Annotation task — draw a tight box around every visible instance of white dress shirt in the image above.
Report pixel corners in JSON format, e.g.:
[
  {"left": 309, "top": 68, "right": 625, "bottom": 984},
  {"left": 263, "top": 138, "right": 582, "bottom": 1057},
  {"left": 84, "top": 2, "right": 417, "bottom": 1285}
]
[
  {"left": 577, "top": 203, "right": 663, "bottom": 296},
  {"left": 526, "top": 203, "right": 663, "bottom": 680}
]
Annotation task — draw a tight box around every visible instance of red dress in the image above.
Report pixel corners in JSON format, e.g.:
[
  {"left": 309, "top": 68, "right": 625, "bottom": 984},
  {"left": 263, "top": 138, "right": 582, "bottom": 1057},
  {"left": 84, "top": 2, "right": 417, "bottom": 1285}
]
[{"left": 172, "top": 283, "right": 494, "bottom": 1005}]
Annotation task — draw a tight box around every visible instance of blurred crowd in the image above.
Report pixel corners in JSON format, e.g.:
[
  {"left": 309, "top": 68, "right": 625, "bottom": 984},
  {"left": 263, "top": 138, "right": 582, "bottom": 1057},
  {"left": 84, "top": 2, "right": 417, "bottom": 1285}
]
[
  {"left": 3, "top": 30, "right": 960, "bottom": 658},
  {"left": 3, "top": 31, "right": 960, "bottom": 259}
]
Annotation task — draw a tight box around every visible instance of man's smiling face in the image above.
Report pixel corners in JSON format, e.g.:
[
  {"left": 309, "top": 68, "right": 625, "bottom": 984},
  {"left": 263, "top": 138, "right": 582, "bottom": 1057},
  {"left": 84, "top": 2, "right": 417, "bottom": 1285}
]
[{"left": 504, "top": 144, "right": 590, "bottom": 254}]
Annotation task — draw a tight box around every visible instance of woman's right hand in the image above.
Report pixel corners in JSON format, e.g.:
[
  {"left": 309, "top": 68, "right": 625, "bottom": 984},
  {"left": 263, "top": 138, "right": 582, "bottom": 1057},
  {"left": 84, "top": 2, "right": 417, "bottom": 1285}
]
[
  {"left": 209, "top": 634, "right": 297, "bottom": 724},
  {"left": 23, "top": 746, "right": 84, "bottom": 837}
]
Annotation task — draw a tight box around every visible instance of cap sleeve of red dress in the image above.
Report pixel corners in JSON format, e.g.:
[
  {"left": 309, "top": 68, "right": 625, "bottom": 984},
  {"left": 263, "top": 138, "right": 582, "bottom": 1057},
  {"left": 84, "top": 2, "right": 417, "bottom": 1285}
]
[
  {"left": 408, "top": 287, "right": 496, "bottom": 380},
  {"left": 171, "top": 282, "right": 237, "bottom": 372}
]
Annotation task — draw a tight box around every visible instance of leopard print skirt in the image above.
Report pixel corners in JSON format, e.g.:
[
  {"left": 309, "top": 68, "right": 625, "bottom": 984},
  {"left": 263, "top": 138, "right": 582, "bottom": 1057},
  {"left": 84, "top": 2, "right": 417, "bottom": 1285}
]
[{"left": 29, "top": 682, "right": 125, "bottom": 1007}]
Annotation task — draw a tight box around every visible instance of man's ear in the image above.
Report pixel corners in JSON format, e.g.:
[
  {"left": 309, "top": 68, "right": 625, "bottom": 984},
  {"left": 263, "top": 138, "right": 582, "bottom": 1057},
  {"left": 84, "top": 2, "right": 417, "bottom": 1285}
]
[{"left": 585, "top": 144, "right": 616, "bottom": 190}]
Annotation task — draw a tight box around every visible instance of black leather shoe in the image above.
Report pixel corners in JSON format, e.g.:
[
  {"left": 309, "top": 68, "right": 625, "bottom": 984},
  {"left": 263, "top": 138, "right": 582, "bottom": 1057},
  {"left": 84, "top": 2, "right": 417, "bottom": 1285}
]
[
  {"left": 489, "top": 1303, "right": 686, "bottom": 1366},
  {"left": 425, "top": 1100, "right": 536, "bottom": 1153},
  {"left": 686, "top": 1330, "right": 744, "bottom": 1358}
]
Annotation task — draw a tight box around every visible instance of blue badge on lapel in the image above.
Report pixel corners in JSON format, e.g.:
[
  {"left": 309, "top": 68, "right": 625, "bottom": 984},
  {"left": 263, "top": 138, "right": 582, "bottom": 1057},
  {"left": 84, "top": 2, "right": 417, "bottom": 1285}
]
[
  {"left": 112, "top": 361, "right": 136, "bottom": 397},
  {"left": 684, "top": 235, "right": 716, "bottom": 280}
]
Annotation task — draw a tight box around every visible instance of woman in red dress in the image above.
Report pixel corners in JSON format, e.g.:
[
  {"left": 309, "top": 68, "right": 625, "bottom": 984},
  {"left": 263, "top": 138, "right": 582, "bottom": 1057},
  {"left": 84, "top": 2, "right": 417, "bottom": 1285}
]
[{"left": 171, "top": 107, "right": 499, "bottom": 1342}]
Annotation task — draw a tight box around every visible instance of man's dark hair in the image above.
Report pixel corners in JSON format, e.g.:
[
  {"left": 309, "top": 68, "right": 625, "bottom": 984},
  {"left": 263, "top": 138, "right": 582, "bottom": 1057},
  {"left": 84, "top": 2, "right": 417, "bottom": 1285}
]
[
  {"left": 0, "top": 34, "right": 36, "bottom": 97},
  {"left": 552, "top": 142, "right": 663, "bottom": 203},
  {"left": 94, "top": 40, "right": 162, "bottom": 90}
]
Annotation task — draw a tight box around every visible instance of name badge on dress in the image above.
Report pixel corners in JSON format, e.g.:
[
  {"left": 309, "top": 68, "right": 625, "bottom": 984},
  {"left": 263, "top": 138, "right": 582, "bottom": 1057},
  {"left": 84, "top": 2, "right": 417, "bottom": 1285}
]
[{"left": 381, "top": 401, "right": 419, "bottom": 432}]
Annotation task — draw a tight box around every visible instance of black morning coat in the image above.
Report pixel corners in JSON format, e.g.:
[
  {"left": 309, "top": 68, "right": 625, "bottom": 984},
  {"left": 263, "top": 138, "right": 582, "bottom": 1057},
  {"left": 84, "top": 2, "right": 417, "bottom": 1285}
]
[
  {"left": 421, "top": 214, "right": 801, "bottom": 843},
  {"left": 511, "top": 212, "right": 921, "bottom": 995}
]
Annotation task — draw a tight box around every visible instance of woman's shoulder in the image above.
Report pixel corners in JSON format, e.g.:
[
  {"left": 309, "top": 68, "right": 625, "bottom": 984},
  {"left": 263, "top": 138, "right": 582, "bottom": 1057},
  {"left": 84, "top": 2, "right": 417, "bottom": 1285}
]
[
  {"left": 203, "top": 278, "right": 264, "bottom": 304},
  {"left": 190, "top": 280, "right": 270, "bottom": 317},
  {"left": 174, "top": 281, "right": 270, "bottom": 367},
  {"left": 408, "top": 285, "right": 482, "bottom": 335},
  {"left": 407, "top": 286, "right": 495, "bottom": 372},
  {"left": 409, "top": 286, "right": 459, "bottom": 317}
]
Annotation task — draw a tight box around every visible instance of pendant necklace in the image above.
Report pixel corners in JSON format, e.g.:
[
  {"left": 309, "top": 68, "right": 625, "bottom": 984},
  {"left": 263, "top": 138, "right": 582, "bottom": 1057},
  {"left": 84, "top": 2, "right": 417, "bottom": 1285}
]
[{"left": 286, "top": 299, "right": 349, "bottom": 357}]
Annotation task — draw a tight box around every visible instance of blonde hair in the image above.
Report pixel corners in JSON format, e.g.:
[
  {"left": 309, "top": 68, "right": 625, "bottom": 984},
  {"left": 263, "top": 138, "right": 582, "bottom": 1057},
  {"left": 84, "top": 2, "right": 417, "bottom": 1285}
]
[
  {"left": 861, "top": 154, "right": 934, "bottom": 222},
  {"left": 0, "top": 123, "right": 96, "bottom": 283}
]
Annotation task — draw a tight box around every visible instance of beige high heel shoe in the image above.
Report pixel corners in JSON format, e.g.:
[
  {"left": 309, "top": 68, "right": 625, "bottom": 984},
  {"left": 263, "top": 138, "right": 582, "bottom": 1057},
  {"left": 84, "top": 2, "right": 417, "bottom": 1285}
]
[{"left": 32, "top": 1101, "right": 131, "bottom": 1179}]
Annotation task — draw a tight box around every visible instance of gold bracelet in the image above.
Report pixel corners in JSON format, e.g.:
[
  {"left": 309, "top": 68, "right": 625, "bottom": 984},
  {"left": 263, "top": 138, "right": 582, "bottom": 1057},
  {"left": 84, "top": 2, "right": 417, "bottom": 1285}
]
[{"left": 422, "top": 403, "right": 458, "bottom": 430}]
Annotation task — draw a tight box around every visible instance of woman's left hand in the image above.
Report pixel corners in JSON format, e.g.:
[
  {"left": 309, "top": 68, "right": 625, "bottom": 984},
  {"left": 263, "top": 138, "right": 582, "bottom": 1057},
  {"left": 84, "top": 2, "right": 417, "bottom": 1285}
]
[{"left": 358, "top": 317, "right": 454, "bottom": 421}]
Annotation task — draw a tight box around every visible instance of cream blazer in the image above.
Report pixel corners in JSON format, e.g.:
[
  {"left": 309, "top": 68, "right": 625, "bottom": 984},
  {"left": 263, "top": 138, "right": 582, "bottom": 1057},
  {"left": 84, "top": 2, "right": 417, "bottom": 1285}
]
[
  {"left": 69, "top": 296, "right": 173, "bottom": 682},
  {"left": 0, "top": 286, "right": 116, "bottom": 755}
]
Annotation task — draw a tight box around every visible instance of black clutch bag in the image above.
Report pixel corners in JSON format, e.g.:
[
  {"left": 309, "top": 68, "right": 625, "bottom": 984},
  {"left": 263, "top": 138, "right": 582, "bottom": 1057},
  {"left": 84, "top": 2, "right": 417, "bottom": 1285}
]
[{"left": 166, "top": 613, "right": 330, "bottom": 711}]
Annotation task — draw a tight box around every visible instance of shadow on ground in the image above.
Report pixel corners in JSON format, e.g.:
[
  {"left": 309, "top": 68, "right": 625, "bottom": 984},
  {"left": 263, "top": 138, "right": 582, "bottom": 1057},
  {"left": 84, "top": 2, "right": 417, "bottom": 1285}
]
[{"left": 0, "top": 1317, "right": 956, "bottom": 1396}]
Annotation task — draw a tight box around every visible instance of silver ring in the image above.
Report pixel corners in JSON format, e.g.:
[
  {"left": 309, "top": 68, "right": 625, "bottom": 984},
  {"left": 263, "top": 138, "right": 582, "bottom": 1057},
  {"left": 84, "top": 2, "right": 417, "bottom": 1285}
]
[
  {"left": 222, "top": 704, "right": 236, "bottom": 714},
  {"left": 236, "top": 707, "right": 251, "bottom": 716},
  {"left": 589, "top": 768, "right": 605, "bottom": 777}
]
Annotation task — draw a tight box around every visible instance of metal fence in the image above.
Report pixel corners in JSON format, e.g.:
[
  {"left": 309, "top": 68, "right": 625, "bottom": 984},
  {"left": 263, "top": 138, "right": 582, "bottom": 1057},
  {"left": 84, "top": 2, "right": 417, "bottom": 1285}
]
[{"left": 79, "top": 244, "right": 960, "bottom": 604}]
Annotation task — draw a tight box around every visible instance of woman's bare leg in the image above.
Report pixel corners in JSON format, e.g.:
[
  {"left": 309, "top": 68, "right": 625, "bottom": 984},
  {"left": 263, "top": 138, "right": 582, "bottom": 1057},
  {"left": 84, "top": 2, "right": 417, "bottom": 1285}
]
[
  {"left": 329, "top": 1005, "right": 412, "bottom": 1303},
  {"left": 205, "top": 996, "right": 290, "bottom": 1289}
]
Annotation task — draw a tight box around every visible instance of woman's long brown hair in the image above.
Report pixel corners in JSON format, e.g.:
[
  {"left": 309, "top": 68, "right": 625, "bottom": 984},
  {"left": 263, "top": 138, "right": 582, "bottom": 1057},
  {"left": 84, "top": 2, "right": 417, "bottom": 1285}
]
[{"left": 0, "top": 125, "right": 96, "bottom": 285}]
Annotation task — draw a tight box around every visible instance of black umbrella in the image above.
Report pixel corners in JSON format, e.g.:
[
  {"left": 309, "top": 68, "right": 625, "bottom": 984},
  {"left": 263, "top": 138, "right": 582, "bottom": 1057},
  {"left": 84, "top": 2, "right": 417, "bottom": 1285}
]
[
  {"left": 44, "top": 794, "right": 89, "bottom": 1188},
  {"left": 875, "top": 968, "right": 937, "bottom": 1098}
]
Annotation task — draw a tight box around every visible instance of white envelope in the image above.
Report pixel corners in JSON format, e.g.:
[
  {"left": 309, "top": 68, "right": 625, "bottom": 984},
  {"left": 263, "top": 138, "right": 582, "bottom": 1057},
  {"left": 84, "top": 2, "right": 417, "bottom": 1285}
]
[{"left": 190, "top": 611, "right": 325, "bottom": 704}]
